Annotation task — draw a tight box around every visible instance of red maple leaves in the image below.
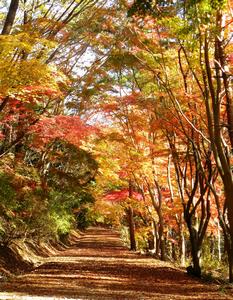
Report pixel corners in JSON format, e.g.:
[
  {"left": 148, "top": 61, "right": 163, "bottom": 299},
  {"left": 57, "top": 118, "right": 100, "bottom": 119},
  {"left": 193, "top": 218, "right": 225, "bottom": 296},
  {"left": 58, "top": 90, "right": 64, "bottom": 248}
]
[
  {"left": 104, "top": 189, "right": 143, "bottom": 202},
  {"left": 30, "top": 115, "right": 94, "bottom": 148}
]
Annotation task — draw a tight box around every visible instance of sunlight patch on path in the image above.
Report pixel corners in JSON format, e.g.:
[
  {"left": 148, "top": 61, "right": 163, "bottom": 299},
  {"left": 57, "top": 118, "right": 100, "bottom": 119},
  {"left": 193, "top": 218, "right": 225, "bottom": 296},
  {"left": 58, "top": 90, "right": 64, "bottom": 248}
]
[
  {"left": 0, "top": 228, "right": 231, "bottom": 300},
  {"left": 0, "top": 292, "right": 82, "bottom": 300},
  {"left": 45, "top": 255, "right": 161, "bottom": 265}
]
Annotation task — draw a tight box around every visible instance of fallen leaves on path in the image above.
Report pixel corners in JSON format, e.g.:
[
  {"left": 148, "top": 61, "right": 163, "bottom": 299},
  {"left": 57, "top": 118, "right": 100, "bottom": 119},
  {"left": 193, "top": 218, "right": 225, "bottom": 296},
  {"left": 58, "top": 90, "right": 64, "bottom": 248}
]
[{"left": 0, "top": 227, "right": 232, "bottom": 300}]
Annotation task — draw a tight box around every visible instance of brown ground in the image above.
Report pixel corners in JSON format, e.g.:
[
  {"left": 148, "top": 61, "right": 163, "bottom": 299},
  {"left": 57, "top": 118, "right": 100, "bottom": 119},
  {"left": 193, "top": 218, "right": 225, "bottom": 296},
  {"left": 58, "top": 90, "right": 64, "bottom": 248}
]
[{"left": 0, "top": 227, "right": 232, "bottom": 299}]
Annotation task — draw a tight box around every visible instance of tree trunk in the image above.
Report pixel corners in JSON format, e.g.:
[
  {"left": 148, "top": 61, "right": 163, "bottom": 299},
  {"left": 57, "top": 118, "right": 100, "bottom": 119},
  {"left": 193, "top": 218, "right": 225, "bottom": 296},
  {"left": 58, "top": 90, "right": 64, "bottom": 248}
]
[
  {"left": 228, "top": 249, "right": 233, "bottom": 283},
  {"left": 204, "top": 11, "right": 233, "bottom": 282},
  {"left": 188, "top": 225, "right": 201, "bottom": 277},
  {"left": 158, "top": 212, "right": 166, "bottom": 260},
  {"left": 181, "top": 231, "right": 186, "bottom": 266},
  {"left": 223, "top": 230, "right": 233, "bottom": 283},
  {"left": 127, "top": 206, "right": 136, "bottom": 251},
  {"left": 217, "top": 221, "right": 222, "bottom": 261},
  {"left": 223, "top": 183, "right": 233, "bottom": 282},
  {"left": 179, "top": 223, "right": 186, "bottom": 266},
  {"left": 172, "top": 242, "right": 177, "bottom": 261},
  {"left": 1, "top": 0, "right": 19, "bottom": 35},
  {"left": 223, "top": 213, "right": 233, "bottom": 282},
  {"left": 127, "top": 180, "right": 136, "bottom": 251},
  {"left": 152, "top": 220, "right": 160, "bottom": 256},
  {"left": 209, "top": 233, "right": 215, "bottom": 258}
]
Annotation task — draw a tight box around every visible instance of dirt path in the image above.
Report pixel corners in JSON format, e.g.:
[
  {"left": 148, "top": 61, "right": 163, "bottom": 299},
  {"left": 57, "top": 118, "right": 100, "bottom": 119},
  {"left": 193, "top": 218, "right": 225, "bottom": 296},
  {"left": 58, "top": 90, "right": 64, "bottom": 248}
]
[{"left": 0, "top": 227, "right": 232, "bottom": 300}]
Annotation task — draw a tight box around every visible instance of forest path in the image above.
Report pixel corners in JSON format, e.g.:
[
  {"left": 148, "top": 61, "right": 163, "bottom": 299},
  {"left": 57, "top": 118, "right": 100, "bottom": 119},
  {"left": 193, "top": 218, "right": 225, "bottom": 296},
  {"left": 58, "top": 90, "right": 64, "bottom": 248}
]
[{"left": 0, "top": 227, "right": 232, "bottom": 300}]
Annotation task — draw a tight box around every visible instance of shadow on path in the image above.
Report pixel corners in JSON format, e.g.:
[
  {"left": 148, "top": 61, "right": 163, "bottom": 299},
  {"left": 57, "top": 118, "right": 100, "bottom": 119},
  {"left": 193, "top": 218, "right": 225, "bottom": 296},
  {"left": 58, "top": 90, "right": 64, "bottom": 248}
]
[{"left": 0, "top": 227, "right": 231, "bottom": 299}]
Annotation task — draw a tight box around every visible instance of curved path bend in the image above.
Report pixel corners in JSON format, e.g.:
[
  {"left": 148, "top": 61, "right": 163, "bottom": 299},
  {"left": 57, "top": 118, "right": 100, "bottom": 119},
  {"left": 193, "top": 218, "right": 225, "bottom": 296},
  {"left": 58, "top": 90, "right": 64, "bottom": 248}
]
[{"left": 0, "top": 227, "right": 232, "bottom": 300}]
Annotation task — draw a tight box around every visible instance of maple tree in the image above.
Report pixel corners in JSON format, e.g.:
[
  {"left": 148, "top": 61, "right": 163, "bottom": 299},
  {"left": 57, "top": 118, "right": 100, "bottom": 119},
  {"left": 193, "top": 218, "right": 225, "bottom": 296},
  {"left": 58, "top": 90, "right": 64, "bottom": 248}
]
[
  {"left": 93, "top": 87, "right": 172, "bottom": 259},
  {"left": 0, "top": 0, "right": 104, "bottom": 248},
  {"left": 72, "top": 0, "right": 231, "bottom": 282},
  {"left": 123, "top": 0, "right": 233, "bottom": 281}
]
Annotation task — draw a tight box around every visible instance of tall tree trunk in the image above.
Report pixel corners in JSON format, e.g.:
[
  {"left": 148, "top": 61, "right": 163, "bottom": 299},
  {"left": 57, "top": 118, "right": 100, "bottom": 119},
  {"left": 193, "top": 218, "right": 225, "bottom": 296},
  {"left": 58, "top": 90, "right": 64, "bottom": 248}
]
[
  {"left": 152, "top": 219, "right": 159, "bottom": 256},
  {"left": 127, "top": 179, "right": 136, "bottom": 251},
  {"left": 181, "top": 230, "right": 186, "bottom": 266},
  {"left": 1, "top": 0, "right": 19, "bottom": 35},
  {"left": 172, "top": 242, "right": 176, "bottom": 261},
  {"left": 127, "top": 206, "right": 136, "bottom": 251},
  {"left": 222, "top": 228, "right": 233, "bottom": 283},
  {"left": 203, "top": 11, "right": 233, "bottom": 282},
  {"left": 187, "top": 223, "right": 201, "bottom": 277},
  {"left": 228, "top": 249, "right": 233, "bottom": 283},
  {"left": 179, "top": 222, "right": 186, "bottom": 266},
  {"left": 217, "top": 221, "right": 222, "bottom": 261},
  {"left": 221, "top": 181, "right": 233, "bottom": 282},
  {"left": 158, "top": 211, "right": 166, "bottom": 260}
]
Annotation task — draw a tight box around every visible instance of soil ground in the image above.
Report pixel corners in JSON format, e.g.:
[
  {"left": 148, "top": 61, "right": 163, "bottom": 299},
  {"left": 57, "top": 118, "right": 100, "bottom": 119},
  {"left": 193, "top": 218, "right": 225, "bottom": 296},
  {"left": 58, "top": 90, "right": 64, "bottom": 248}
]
[{"left": 0, "top": 227, "right": 232, "bottom": 300}]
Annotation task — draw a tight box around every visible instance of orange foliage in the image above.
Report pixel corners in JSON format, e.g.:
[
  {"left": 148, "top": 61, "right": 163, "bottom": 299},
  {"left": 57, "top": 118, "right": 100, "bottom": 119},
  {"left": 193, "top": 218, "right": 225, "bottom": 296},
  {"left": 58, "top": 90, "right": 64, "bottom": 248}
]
[{"left": 30, "top": 115, "right": 94, "bottom": 148}]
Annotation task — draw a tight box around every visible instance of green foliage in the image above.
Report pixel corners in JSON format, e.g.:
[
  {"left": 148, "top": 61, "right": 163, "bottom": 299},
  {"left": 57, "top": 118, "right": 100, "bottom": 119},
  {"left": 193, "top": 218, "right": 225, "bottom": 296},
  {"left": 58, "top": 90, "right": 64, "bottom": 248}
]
[
  {"left": 0, "top": 143, "right": 98, "bottom": 244},
  {"left": 0, "top": 158, "right": 48, "bottom": 244},
  {"left": 120, "top": 225, "right": 130, "bottom": 247},
  {"left": 200, "top": 236, "right": 228, "bottom": 279},
  {"left": 128, "top": 0, "right": 155, "bottom": 17},
  {"left": 75, "top": 207, "right": 92, "bottom": 230},
  {"left": 106, "top": 52, "right": 139, "bottom": 70},
  {"left": 46, "top": 141, "right": 98, "bottom": 191},
  {"left": 128, "top": 0, "right": 177, "bottom": 18},
  {"left": 47, "top": 186, "right": 95, "bottom": 237},
  {"left": 0, "top": 172, "right": 16, "bottom": 207},
  {"left": 51, "top": 210, "right": 74, "bottom": 237}
]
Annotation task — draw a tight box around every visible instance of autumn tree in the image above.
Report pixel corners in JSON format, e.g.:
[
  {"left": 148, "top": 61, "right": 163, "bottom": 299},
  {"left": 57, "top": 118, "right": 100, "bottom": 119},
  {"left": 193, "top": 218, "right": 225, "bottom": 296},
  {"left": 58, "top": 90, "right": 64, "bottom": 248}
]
[
  {"left": 125, "top": 0, "right": 233, "bottom": 281},
  {"left": 0, "top": 0, "right": 106, "bottom": 248}
]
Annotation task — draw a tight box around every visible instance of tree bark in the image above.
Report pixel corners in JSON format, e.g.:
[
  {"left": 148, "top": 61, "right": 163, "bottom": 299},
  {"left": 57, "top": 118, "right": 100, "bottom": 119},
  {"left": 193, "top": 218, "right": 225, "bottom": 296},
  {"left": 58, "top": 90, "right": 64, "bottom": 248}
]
[
  {"left": 204, "top": 11, "right": 233, "bottom": 282},
  {"left": 152, "top": 219, "right": 159, "bottom": 256},
  {"left": 217, "top": 221, "right": 222, "bottom": 261},
  {"left": 179, "top": 222, "right": 186, "bottom": 266},
  {"left": 158, "top": 211, "right": 166, "bottom": 260},
  {"left": 127, "top": 206, "right": 136, "bottom": 251},
  {"left": 1, "top": 0, "right": 19, "bottom": 35},
  {"left": 187, "top": 221, "right": 201, "bottom": 277}
]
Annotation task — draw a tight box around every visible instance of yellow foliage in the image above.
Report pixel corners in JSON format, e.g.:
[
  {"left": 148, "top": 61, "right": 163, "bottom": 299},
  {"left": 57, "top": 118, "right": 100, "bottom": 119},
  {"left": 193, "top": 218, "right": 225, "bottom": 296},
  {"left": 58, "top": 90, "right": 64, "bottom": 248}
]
[
  {"left": 0, "top": 32, "right": 56, "bottom": 57},
  {"left": 0, "top": 32, "right": 64, "bottom": 95},
  {"left": 0, "top": 60, "right": 52, "bottom": 90}
]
